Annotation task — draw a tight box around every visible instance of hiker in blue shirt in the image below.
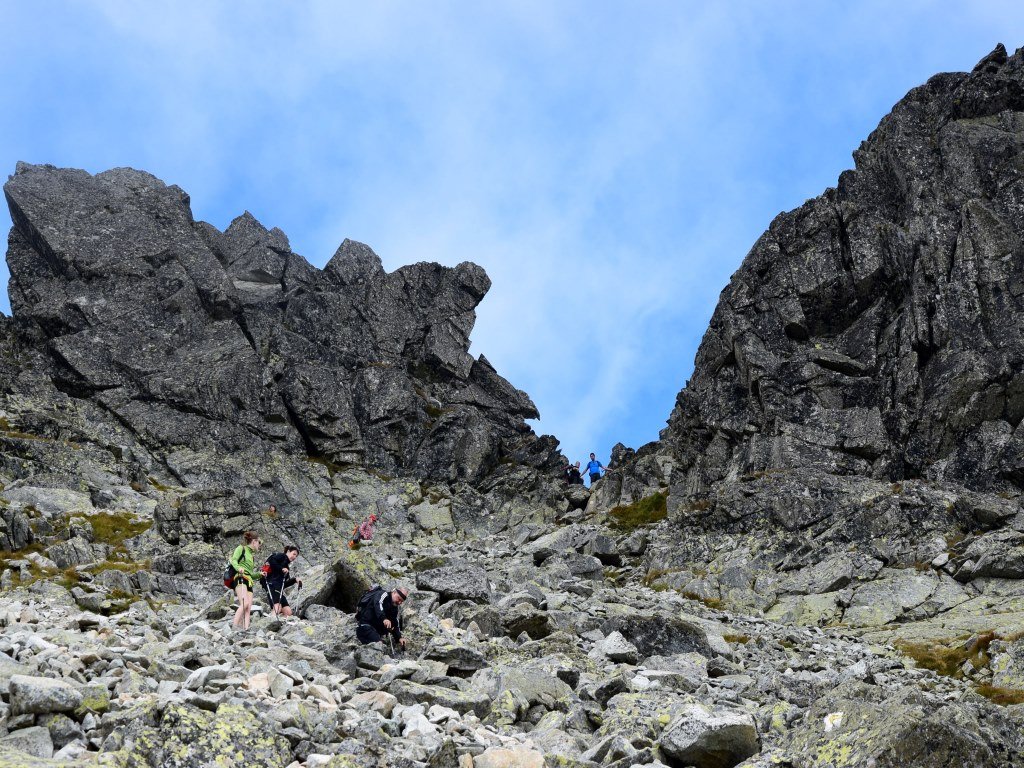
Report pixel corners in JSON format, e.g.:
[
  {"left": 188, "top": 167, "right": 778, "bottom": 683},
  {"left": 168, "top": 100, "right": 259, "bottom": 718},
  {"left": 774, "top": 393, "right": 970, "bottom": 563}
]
[{"left": 584, "top": 453, "right": 608, "bottom": 485}]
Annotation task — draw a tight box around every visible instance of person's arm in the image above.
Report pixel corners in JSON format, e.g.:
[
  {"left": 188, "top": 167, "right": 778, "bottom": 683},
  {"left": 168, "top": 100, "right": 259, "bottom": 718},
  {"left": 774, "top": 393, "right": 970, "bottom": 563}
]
[
  {"left": 370, "top": 591, "right": 388, "bottom": 624},
  {"left": 229, "top": 546, "right": 245, "bottom": 573},
  {"left": 243, "top": 548, "right": 257, "bottom": 579},
  {"left": 389, "top": 605, "right": 402, "bottom": 640}
]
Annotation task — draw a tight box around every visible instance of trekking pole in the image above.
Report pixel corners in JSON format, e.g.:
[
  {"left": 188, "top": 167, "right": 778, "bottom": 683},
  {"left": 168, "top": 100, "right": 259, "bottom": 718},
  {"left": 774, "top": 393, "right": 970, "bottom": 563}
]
[
  {"left": 274, "top": 582, "right": 285, "bottom": 617},
  {"left": 388, "top": 633, "right": 395, "bottom": 656},
  {"left": 259, "top": 578, "right": 272, "bottom": 617}
]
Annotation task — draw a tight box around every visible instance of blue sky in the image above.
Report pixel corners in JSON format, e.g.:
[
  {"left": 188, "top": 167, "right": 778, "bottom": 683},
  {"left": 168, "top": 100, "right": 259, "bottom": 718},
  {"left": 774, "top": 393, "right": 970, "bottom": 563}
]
[{"left": 2, "top": 2, "right": 1023, "bottom": 467}]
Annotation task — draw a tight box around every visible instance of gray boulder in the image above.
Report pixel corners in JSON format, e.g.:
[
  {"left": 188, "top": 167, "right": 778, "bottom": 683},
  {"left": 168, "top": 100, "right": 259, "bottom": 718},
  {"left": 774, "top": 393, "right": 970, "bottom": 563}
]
[
  {"left": 0, "top": 727, "right": 54, "bottom": 759},
  {"left": 8, "top": 676, "right": 83, "bottom": 715},
  {"left": 416, "top": 562, "right": 491, "bottom": 604},
  {"left": 660, "top": 702, "right": 759, "bottom": 768}
]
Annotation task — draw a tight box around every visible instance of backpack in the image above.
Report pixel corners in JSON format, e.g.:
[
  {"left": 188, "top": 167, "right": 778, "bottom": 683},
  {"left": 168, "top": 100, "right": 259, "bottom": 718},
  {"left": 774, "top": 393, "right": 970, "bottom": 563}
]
[
  {"left": 355, "top": 585, "right": 385, "bottom": 621},
  {"left": 223, "top": 562, "right": 236, "bottom": 588},
  {"left": 223, "top": 545, "right": 248, "bottom": 588}
]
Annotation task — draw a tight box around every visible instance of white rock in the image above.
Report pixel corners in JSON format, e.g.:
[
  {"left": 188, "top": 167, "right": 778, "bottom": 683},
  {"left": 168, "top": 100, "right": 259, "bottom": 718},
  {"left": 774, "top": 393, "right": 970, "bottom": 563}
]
[
  {"left": 349, "top": 690, "right": 398, "bottom": 717},
  {"left": 427, "top": 704, "right": 460, "bottom": 723},
  {"left": 246, "top": 673, "right": 271, "bottom": 694},
  {"left": 660, "top": 702, "right": 759, "bottom": 767},
  {"left": 593, "top": 631, "right": 639, "bottom": 664},
  {"left": 473, "top": 746, "right": 546, "bottom": 768}
]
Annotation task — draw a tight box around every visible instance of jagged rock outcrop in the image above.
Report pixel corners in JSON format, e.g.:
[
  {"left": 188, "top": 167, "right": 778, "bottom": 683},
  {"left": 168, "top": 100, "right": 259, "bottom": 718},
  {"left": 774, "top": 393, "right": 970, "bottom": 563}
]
[
  {"left": 3, "top": 163, "right": 560, "bottom": 489},
  {"left": 592, "top": 45, "right": 1024, "bottom": 652},
  {"left": 639, "top": 43, "right": 1024, "bottom": 501}
]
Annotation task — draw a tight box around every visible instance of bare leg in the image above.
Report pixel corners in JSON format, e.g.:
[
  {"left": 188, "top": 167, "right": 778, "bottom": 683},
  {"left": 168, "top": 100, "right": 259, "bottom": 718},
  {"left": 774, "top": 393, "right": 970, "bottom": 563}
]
[
  {"left": 232, "top": 583, "right": 248, "bottom": 628},
  {"left": 242, "top": 589, "right": 253, "bottom": 630}
]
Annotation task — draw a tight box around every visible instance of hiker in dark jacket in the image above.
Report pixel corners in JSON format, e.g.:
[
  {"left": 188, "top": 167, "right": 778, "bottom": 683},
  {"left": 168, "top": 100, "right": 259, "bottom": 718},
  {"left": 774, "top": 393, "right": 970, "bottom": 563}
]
[
  {"left": 567, "top": 462, "right": 584, "bottom": 485},
  {"left": 356, "top": 586, "right": 408, "bottom": 648},
  {"left": 264, "top": 545, "right": 302, "bottom": 617}
]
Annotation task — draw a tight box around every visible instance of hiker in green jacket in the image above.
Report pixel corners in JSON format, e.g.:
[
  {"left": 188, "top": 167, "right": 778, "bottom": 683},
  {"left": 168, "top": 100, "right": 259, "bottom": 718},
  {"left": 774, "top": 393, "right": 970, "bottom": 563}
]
[{"left": 230, "top": 530, "right": 262, "bottom": 632}]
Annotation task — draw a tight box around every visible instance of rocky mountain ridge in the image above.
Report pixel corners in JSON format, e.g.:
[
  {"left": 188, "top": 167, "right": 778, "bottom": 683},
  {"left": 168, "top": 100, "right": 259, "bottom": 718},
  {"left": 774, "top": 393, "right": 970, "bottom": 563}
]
[
  {"left": 591, "top": 43, "right": 1024, "bottom": 631},
  {"left": 4, "top": 160, "right": 561, "bottom": 492}
]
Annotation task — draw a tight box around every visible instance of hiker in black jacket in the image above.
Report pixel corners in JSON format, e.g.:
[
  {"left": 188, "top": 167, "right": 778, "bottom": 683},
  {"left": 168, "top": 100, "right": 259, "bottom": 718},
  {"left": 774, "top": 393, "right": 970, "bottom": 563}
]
[
  {"left": 356, "top": 586, "right": 408, "bottom": 648},
  {"left": 264, "top": 545, "right": 302, "bottom": 617}
]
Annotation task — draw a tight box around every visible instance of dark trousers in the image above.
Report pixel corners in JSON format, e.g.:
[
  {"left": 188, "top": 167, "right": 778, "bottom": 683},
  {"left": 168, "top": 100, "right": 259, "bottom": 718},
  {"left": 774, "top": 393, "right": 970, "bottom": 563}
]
[
  {"left": 357, "top": 624, "right": 384, "bottom": 644},
  {"left": 590, "top": 473, "right": 601, "bottom": 483}
]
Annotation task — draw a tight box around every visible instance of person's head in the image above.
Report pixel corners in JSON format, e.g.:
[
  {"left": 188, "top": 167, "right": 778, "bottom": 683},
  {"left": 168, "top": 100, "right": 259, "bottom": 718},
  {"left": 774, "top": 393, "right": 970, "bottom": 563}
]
[
  {"left": 575, "top": 462, "right": 581, "bottom": 468},
  {"left": 284, "top": 545, "right": 299, "bottom": 562},
  {"left": 243, "top": 531, "right": 262, "bottom": 550},
  {"left": 269, "top": 504, "right": 277, "bottom": 514},
  {"left": 391, "top": 587, "right": 409, "bottom": 605},
  {"left": 590, "top": 453, "right": 596, "bottom": 459}
]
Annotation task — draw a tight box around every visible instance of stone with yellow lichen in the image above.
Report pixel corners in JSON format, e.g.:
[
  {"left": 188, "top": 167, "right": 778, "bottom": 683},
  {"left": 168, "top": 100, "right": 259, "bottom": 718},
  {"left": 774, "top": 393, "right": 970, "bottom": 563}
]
[
  {"left": 96, "top": 702, "right": 291, "bottom": 768},
  {"left": 779, "top": 680, "right": 1021, "bottom": 767},
  {"left": 0, "top": 744, "right": 72, "bottom": 767}
]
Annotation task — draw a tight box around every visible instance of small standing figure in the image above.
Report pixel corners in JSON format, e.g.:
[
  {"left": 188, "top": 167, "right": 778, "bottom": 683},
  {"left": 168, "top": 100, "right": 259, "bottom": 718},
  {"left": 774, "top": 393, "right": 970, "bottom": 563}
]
[
  {"left": 567, "top": 462, "right": 584, "bottom": 485},
  {"left": 584, "top": 452, "right": 609, "bottom": 485},
  {"left": 349, "top": 513, "right": 379, "bottom": 550}
]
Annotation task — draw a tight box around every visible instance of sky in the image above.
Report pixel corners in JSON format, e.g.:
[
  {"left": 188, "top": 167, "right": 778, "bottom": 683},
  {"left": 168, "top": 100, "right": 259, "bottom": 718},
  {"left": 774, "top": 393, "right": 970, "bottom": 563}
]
[{"left": 1, "top": 2, "right": 1023, "bottom": 468}]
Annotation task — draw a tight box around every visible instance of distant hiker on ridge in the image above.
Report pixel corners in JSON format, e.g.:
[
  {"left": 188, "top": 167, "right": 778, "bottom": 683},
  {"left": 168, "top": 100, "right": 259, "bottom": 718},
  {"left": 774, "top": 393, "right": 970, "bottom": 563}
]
[
  {"left": 349, "top": 513, "right": 378, "bottom": 550},
  {"left": 566, "top": 461, "right": 583, "bottom": 485},
  {"left": 585, "top": 453, "right": 608, "bottom": 485}
]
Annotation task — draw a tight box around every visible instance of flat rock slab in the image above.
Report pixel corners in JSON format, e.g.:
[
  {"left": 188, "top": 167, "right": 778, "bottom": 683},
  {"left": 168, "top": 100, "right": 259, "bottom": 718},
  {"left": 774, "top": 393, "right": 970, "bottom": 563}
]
[
  {"left": 416, "top": 563, "right": 491, "bottom": 604},
  {"left": 0, "top": 726, "right": 54, "bottom": 759},
  {"left": 389, "top": 679, "right": 491, "bottom": 718},
  {"left": 9, "top": 675, "right": 83, "bottom": 716},
  {"left": 474, "top": 746, "right": 545, "bottom": 768}
]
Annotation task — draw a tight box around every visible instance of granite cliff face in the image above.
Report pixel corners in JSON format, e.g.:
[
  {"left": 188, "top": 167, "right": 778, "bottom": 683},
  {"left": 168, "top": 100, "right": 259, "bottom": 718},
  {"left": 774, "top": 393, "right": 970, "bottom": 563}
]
[
  {"left": 4, "top": 163, "right": 558, "bottom": 490},
  {"left": 662, "top": 42, "right": 1024, "bottom": 497}
]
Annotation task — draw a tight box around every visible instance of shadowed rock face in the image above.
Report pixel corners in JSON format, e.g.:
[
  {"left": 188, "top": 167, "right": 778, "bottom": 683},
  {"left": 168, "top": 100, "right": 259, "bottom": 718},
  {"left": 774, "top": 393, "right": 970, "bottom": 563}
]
[
  {"left": 655, "top": 43, "right": 1024, "bottom": 500},
  {"left": 3, "top": 164, "right": 557, "bottom": 487}
]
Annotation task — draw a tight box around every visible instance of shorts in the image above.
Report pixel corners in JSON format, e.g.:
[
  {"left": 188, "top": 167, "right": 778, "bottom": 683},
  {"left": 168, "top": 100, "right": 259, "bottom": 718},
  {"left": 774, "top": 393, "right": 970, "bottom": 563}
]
[
  {"left": 233, "top": 576, "right": 252, "bottom": 593},
  {"left": 590, "top": 473, "right": 601, "bottom": 483},
  {"left": 266, "top": 583, "right": 289, "bottom": 607}
]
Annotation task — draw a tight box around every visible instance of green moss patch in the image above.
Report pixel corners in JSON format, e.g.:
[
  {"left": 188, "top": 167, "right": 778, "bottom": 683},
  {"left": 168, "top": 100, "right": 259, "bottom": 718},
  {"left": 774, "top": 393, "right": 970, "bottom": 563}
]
[
  {"left": 897, "top": 631, "right": 996, "bottom": 678},
  {"left": 88, "top": 512, "right": 152, "bottom": 552},
  {"left": 681, "top": 590, "right": 723, "bottom": 610},
  {"left": 976, "top": 684, "right": 1024, "bottom": 705},
  {"left": 608, "top": 492, "right": 667, "bottom": 531}
]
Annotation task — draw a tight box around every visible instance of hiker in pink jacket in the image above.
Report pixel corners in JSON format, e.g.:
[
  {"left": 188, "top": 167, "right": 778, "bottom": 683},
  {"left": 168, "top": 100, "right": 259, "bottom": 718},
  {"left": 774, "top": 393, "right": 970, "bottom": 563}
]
[{"left": 349, "top": 513, "right": 379, "bottom": 549}]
